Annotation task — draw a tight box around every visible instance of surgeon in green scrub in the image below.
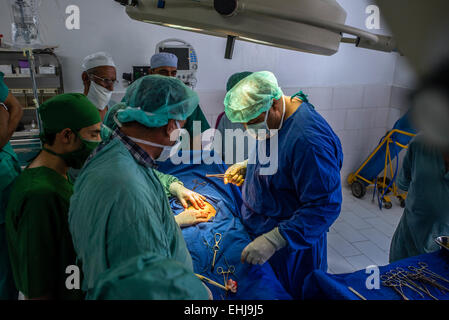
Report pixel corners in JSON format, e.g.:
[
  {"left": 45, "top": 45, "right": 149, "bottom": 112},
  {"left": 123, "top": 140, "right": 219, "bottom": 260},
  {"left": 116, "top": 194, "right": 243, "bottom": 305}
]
[
  {"left": 5, "top": 93, "right": 102, "bottom": 300},
  {"left": 390, "top": 134, "right": 449, "bottom": 262},
  {"left": 69, "top": 75, "right": 209, "bottom": 299},
  {"left": 0, "top": 72, "right": 23, "bottom": 300}
]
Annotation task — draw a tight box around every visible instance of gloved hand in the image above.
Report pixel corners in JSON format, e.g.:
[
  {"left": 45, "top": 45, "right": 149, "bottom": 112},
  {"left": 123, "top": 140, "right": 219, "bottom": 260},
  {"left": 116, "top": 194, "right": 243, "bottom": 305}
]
[
  {"left": 241, "top": 228, "right": 287, "bottom": 265},
  {"left": 224, "top": 160, "right": 248, "bottom": 186},
  {"left": 175, "top": 209, "right": 209, "bottom": 228},
  {"left": 170, "top": 182, "right": 206, "bottom": 210},
  {"left": 0, "top": 72, "right": 10, "bottom": 103}
]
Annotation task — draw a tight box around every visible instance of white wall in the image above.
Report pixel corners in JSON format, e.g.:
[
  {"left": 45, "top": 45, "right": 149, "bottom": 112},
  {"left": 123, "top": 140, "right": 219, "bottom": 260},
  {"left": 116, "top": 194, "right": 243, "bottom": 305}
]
[
  {"left": 0, "top": 0, "right": 410, "bottom": 177},
  {"left": 0, "top": 0, "right": 398, "bottom": 91}
]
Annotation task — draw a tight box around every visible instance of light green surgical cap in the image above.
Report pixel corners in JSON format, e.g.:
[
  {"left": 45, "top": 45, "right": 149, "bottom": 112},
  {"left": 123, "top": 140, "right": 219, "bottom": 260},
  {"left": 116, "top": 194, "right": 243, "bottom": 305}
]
[
  {"left": 38, "top": 93, "right": 101, "bottom": 135},
  {"left": 226, "top": 71, "right": 253, "bottom": 92},
  {"left": 118, "top": 75, "right": 199, "bottom": 128},
  {"left": 224, "top": 71, "right": 283, "bottom": 123},
  {"left": 87, "top": 253, "right": 209, "bottom": 300}
]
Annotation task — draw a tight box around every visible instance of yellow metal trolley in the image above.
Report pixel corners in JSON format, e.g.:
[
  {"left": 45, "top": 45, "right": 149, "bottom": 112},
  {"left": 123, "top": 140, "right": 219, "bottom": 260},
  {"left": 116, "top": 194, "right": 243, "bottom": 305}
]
[{"left": 347, "top": 129, "right": 416, "bottom": 209}]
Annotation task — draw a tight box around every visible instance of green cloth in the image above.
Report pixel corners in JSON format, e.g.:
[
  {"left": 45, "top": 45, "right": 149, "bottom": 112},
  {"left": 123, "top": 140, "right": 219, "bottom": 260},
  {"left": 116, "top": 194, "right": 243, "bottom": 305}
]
[
  {"left": 87, "top": 253, "right": 208, "bottom": 300},
  {"left": 5, "top": 167, "right": 84, "bottom": 300},
  {"left": 390, "top": 136, "right": 449, "bottom": 262},
  {"left": 68, "top": 137, "right": 194, "bottom": 293},
  {"left": 184, "top": 105, "right": 210, "bottom": 138},
  {"left": 39, "top": 93, "right": 101, "bottom": 135},
  {"left": 0, "top": 142, "right": 21, "bottom": 299},
  {"left": 224, "top": 71, "right": 283, "bottom": 123},
  {"left": 153, "top": 169, "right": 181, "bottom": 198},
  {"left": 119, "top": 75, "right": 199, "bottom": 128},
  {"left": 0, "top": 72, "right": 9, "bottom": 103}
]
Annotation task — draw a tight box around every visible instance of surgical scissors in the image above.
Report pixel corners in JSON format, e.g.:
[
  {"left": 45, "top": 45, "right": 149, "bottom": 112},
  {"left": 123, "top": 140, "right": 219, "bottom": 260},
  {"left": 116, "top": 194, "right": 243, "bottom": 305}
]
[
  {"left": 412, "top": 262, "right": 449, "bottom": 284},
  {"left": 381, "top": 272, "right": 425, "bottom": 300},
  {"left": 211, "top": 233, "right": 222, "bottom": 271},
  {"left": 217, "top": 265, "right": 236, "bottom": 286},
  {"left": 381, "top": 277, "right": 410, "bottom": 300},
  {"left": 394, "top": 268, "right": 436, "bottom": 300}
]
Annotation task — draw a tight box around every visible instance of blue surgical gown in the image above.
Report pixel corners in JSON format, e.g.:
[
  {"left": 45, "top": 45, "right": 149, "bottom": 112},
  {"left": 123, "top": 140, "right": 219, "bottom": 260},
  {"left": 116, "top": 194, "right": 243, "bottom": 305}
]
[
  {"left": 390, "top": 136, "right": 449, "bottom": 262},
  {"left": 0, "top": 143, "right": 21, "bottom": 300},
  {"left": 68, "top": 137, "right": 196, "bottom": 294},
  {"left": 242, "top": 102, "right": 343, "bottom": 299}
]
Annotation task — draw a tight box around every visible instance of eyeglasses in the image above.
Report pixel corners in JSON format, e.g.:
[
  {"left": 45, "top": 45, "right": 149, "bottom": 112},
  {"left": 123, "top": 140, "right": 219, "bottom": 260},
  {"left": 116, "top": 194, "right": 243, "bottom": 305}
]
[{"left": 89, "top": 73, "right": 118, "bottom": 86}]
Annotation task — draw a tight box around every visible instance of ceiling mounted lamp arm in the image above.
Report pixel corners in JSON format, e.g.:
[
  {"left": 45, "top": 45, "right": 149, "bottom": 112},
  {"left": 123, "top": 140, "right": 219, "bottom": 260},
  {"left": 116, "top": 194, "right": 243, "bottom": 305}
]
[{"left": 192, "top": 0, "right": 399, "bottom": 53}]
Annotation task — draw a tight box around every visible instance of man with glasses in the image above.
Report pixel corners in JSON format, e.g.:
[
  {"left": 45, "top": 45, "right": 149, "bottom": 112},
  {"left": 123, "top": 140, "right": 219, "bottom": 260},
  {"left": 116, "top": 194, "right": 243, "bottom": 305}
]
[{"left": 82, "top": 52, "right": 118, "bottom": 121}]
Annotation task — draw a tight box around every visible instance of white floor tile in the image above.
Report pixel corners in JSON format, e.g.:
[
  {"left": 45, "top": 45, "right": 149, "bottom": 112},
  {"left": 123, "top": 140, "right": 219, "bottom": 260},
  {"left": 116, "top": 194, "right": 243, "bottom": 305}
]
[
  {"left": 345, "top": 254, "right": 376, "bottom": 271},
  {"left": 364, "top": 217, "right": 396, "bottom": 237},
  {"left": 340, "top": 211, "right": 373, "bottom": 230},
  {"left": 327, "top": 232, "right": 361, "bottom": 257},
  {"left": 327, "top": 246, "right": 356, "bottom": 274},
  {"left": 333, "top": 222, "right": 368, "bottom": 243},
  {"left": 358, "top": 228, "right": 391, "bottom": 252},
  {"left": 327, "top": 186, "right": 402, "bottom": 274},
  {"left": 352, "top": 241, "right": 389, "bottom": 266}
]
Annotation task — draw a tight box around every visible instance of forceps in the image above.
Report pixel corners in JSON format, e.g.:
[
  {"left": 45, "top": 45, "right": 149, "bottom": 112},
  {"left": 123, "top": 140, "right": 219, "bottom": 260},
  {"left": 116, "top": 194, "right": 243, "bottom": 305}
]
[
  {"left": 409, "top": 262, "right": 449, "bottom": 284},
  {"left": 211, "top": 233, "right": 222, "bottom": 271}
]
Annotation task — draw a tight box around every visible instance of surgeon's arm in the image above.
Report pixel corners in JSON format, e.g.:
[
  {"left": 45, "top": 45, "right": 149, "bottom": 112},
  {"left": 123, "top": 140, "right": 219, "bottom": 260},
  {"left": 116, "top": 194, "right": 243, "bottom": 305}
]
[
  {"left": 396, "top": 141, "right": 414, "bottom": 191},
  {"left": 277, "top": 146, "right": 342, "bottom": 251},
  {"left": 1, "top": 92, "right": 24, "bottom": 149},
  {"left": 154, "top": 169, "right": 182, "bottom": 197}
]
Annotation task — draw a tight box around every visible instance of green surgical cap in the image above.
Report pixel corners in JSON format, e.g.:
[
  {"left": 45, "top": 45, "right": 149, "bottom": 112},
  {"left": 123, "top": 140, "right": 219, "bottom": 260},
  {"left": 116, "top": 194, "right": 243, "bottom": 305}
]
[
  {"left": 118, "top": 75, "right": 199, "bottom": 128},
  {"left": 224, "top": 71, "right": 283, "bottom": 123},
  {"left": 87, "top": 253, "right": 209, "bottom": 300},
  {"left": 226, "top": 71, "right": 253, "bottom": 92},
  {"left": 39, "top": 93, "right": 101, "bottom": 134}
]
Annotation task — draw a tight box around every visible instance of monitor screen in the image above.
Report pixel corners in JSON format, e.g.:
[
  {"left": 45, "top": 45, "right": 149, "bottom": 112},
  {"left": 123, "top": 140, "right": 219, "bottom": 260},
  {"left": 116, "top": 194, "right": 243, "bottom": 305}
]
[{"left": 159, "top": 47, "right": 190, "bottom": 70}]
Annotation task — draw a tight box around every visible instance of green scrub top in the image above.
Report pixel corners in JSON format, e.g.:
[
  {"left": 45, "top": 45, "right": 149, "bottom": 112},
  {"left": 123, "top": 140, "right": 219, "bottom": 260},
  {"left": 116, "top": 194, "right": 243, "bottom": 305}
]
[
  {"left": 390, "top": 136, "right": 449, "bottom": 262},
  {"left": 87, "top": 253, "right": 208, "bottom": 300},
  {"left": 184, "top": 105, "right": 210, "bottom": 138},
  {"left": 68, "top": 137, "right": 194, "bottom": 293},
  {"left": 5, "top": 167, "right": 84, "bottom": 300},
  {"left": 0, "top": 142, "right": 21, "bottom": 300},
  {"left": 0, "top": 143, "right": 21, "bottom": 222}
]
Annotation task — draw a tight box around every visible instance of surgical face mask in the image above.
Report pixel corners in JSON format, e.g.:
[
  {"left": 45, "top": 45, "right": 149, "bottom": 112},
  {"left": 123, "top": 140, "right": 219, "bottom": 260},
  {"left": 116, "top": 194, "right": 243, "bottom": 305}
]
[
  {"left": 128, "top": 121, "right": 183, "bottom": 162},
  {"left": 87, "top": 81, "right": 112, "bottom": 111},
  {"left": 43, "top": 132, "right": 100, "bottom": 169},
  {"left": 246, "top": 96, "right": 286, "bottom": 141}
]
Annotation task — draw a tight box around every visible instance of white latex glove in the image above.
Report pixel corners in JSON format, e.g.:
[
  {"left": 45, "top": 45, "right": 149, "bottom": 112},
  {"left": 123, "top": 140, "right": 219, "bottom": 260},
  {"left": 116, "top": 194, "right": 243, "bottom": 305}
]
[
  {"left": 241, "top": 228, "right": 287, "bottom": 265},
  {"left": 169, "top": 182, "right": 206, "bottom": 210},
  {"left": 175, "top": 209, "right": 209, "bottom": 228},
  {"left": 224, "top": 160, "right": 248, "bottom": 186}
]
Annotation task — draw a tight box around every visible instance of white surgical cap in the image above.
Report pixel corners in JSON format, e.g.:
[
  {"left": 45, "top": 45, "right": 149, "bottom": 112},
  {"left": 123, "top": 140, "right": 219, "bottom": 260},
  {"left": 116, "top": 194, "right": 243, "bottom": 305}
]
[
  {"left": 150, "top": 52, "right": 178, "bottom": 69},
  {"left": 82, "top": 52, "right": 116, "bottom": 71}
]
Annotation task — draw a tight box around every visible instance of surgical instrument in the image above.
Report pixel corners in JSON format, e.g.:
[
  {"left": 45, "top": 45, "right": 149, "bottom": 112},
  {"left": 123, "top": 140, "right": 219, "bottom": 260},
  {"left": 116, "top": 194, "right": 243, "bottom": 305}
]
[
  {"left": 348, "top": 287, "right": 367, "bottom": 300},
  {"left": 211, "top": 233, "right": 222, "bottom": 271}
]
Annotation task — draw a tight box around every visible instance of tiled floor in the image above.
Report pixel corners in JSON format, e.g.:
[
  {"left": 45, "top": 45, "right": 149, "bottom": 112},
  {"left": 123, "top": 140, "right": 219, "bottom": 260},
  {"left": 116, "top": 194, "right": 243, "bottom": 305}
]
[{"left": 327, "top": 186, "right": 404, "bottom": 274}]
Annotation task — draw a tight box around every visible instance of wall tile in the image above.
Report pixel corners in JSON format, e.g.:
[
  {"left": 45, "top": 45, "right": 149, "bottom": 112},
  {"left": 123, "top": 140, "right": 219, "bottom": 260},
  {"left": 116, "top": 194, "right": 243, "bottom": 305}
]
[
  {"left": 320, "top": 110, "right": 346, "bottom": 131},
  {"left": 373, "top": 108, "right": 390, "bottom": 128},
  {"left": 304, "top": 87, "right": 334, "bottom": 110},
  {"left": 332, "top": 86, "right": 364, "bottom": 109},
  {"left": 363, "top": 85, "right": 392, "bottom": 108}
]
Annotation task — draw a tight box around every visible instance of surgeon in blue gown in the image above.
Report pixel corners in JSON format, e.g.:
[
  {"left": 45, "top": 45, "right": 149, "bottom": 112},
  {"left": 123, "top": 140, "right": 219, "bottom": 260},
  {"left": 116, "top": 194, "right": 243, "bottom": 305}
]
[{"left": 224, "top": 71, "right": 343, "bottom": 299}]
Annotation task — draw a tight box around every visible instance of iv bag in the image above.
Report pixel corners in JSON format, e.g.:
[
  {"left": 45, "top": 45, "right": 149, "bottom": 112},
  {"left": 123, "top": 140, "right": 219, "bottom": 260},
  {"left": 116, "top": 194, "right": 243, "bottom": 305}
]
[{"left": 10, "top": 0, "right": 42, "bottom": 47}]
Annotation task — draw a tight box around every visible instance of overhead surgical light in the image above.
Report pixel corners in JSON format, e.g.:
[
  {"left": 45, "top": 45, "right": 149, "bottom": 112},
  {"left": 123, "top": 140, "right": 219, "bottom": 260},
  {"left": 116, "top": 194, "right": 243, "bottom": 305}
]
[{"left": 114, "top": 0, "right": 398, "bottom": 58}]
